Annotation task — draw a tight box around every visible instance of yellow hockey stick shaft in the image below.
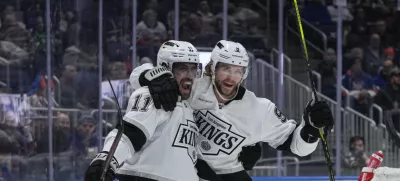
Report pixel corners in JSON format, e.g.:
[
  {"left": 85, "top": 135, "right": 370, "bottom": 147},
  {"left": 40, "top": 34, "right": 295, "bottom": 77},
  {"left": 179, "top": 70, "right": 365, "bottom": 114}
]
[{"left": 292, "top": 0, "right": 335, "bottom": 180}]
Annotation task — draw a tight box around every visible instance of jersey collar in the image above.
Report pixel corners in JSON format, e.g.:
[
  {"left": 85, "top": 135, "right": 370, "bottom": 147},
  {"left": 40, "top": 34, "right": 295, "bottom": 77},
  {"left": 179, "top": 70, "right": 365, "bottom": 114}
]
[{"left": 225, "top": 86, "right": 246, "bottom": 105}]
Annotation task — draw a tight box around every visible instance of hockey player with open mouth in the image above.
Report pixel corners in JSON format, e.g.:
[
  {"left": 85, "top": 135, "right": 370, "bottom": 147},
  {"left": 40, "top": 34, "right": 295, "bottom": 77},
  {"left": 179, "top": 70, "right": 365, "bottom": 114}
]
[
  {"left": 84, "top": 40, "right": 204, "bottom": 181},
  {"left": 129, "top": 40, "right": 335, "bottom": 181}
]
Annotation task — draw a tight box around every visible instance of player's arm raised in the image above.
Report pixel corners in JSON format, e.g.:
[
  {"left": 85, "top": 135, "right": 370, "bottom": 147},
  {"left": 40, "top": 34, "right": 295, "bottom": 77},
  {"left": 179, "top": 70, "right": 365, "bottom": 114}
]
[
  {"left": 260, "top": 99, "right": 333, "bottom": 156},
  {"left": 130, "top": 63, "right": 179, "bottom": 112},
  {"left": 84, "top": 87, "right": 169, "bottom": 181}
]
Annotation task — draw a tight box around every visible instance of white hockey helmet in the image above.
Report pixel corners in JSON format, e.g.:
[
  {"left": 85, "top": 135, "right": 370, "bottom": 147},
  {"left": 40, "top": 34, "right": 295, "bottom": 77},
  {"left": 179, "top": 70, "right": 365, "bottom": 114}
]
[
  {"left": 157, "top": 40, "right": 200, "bottom": 70},
  {"left": 210, "top": 40, "right": 250, "bottom": 79}
]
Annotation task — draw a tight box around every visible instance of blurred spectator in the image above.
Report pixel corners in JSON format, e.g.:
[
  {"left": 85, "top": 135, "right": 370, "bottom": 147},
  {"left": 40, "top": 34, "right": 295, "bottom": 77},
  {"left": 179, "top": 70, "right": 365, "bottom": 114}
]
[
  {"left": 374, "top": 68, "right": 400, "bottom": 110},
  {"left": 102, "top": 61, "right": 131, "bottom": 108},
  {"left": 343, "top": 58, "right": 374, "bottom": 91},
  {"left": 56, "top": 11, "right": 68, "bottom": 34},
  {"left": 372, "top": 20, "right": 393, "bottom": 48},
  {"left": 61, "top": 44, "right": 100, "bottom": 110},
  {"left": 69, "top": 112, "right": 97, "bottom": 157},
  {"left": 344, "top": 47, "right": 364, "bottom": 74},
  {"left": 36, "top": 112, "right": 71, "bottom": 154},
  {"left": 0, "top": 40, "right": 29, "bottom": 66},
  {"left": 2, "top": 5, "right": 15, "bottom": 18},
  {"left": 342, "top": 58, "right": 374, "bottom": 114},
  {"left": 105, "top": 32, "right": 130, "bottom": 63},
  {"left": 326, "top": 0, "right": 353, "bottom": 22},
  {"left": 107, "top": 62, "right": 128, "bottom": 80},
  {"left": 27, "top": 75, "right": 59, "bottom": 113},
  {"left": 0, "top": 13, "right": 35, "bottom": 64},
  {"left": 180, "top": 13, "right": 203, "bottom": 42},
  {"left": 317, "top": 48, "right": 337, "bottom": 99},
  {"left": 350, "top": 8, "right": 367, "bottom": 36},
  {"left": 232, "top": 1, "right": 260, "bottom": 23},
  {"left": 58, "top": 63, "right": 78, "bottom": 108},
  {"left": 0, "top": 112, "right": 21, "bottom": 155},
  {"left": 383, "top": 47, "right": 395, "bottom": 61},
  {"left": 66, "top": 12, "right": 81, "bottom": 47},
  {"left": 373, "top": 59, "right": 394, "bottom": 89},
  {"left": 137, "top": 9, "right": 167, "bottom": 46},
  {"left": 363, "top": 33, "right": 384, "bottom": 76},
  {"left": 31, "top": 15, "right": 59, "bottom": 72},
  {"left": 196, "top": 0, "right": 216, "bottom": 34},
  {"left": 138, "top": 57, "right": 153, "bottom": 66},
  {"left": 213, "top": 3, "right": 240, "bottom": 36},
  {"left": 343, "top": 136, "right": 369, "bottom": 169},
  {"left": 180, "top": 13, "right": 209, "bottom": 45},
  {"left": 32, "top": 16, "right": 45, "bottom": 53},
  {"left": 0, "top": 111, "right": 27, "bottom": 156}
]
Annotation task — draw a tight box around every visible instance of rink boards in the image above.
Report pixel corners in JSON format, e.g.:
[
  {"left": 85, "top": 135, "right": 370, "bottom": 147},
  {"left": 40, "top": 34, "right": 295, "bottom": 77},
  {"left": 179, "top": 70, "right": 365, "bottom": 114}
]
[
  {"left": 252, "top": 176, "right": 358, "bottom": 181},
  {"left": 114, "top": 176, "right": 359, "bottom": 181},
  {"left": 112, "top": 176, "right": 359, "bottom": 181}
]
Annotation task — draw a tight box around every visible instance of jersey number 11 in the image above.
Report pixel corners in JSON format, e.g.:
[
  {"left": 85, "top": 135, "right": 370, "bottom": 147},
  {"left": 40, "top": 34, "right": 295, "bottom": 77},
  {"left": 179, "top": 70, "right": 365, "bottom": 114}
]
[{"left": 132, "top": 95, "right": 152, "bottom": 112}]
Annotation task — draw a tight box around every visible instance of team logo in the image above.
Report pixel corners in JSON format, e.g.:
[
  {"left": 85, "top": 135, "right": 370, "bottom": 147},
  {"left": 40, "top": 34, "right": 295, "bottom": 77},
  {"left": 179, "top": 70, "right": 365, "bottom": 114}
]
[
  {"left": 172, "top": 120, "right": 199, "bottom": 164},
  {"left": 235, "top": 47, "right": 240, "bottom": 53},
  {"left": 274, "top": 106, "right": 287, "bottom": 123},
  {"left": 194, "top": 111, "right": 245, "bottom": 156}
]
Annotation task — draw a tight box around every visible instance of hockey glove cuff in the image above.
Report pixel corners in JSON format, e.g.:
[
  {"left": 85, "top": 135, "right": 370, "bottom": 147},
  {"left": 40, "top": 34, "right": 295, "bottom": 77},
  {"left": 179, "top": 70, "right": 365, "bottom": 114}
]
[
  {"left": 91, "top": 152, "right": 119, "bottom": 172},
  {"left": 139, "top": 66, "right": 173, "bottom": 86},
  {"left": 84, "top": 151, "right": 117, "bottom": 181},
  {"left": 300, "top": 125, "right": 319, "bottom": 143}
]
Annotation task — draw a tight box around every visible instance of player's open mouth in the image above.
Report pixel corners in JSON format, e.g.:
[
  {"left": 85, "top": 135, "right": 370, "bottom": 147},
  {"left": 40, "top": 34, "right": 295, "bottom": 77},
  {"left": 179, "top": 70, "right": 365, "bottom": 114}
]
[
  {"left": 181, "top": 81, "right": 192, "bottom": 91},
  {"left": 223, "top": 82, "right": 234, "bottom": 88}
]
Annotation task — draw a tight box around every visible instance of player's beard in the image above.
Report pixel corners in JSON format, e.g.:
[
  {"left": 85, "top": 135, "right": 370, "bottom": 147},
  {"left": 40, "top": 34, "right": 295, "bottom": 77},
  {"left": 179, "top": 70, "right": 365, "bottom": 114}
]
[
  {"left": 178, "top": 78, "right": 193, "bottom": 100},
  {"left": 215, "top": 79, "right": 238, "bottom": 99}
]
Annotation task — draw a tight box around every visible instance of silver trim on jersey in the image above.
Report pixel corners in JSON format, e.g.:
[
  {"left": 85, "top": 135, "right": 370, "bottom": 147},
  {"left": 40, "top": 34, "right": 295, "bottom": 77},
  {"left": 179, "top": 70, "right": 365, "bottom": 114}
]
[{"left": 117, "top": 169, "right": 176, "bottom": 181}]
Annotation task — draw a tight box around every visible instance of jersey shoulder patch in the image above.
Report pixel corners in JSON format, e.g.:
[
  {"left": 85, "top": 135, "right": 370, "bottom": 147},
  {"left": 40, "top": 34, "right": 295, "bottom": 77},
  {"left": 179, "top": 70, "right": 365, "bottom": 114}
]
[{"left": 274, "top": 106, "right": 287, "bottom": 123}]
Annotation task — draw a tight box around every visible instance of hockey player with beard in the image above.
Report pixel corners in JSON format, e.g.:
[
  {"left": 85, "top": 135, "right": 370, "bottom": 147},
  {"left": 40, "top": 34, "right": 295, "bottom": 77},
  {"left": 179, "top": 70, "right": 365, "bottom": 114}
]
[
  {"left": 129, "top": 40, "right": 334, "bottom": 181},
  {"left": 84, "top": 40, "right": 205, "bottom": 181}
]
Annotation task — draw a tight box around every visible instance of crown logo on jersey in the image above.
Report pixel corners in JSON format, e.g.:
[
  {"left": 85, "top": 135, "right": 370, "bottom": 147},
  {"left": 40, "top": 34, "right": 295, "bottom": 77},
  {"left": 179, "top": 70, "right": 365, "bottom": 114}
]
[{"left": 200, "top": 141, "right": 212, "bottom": 151}]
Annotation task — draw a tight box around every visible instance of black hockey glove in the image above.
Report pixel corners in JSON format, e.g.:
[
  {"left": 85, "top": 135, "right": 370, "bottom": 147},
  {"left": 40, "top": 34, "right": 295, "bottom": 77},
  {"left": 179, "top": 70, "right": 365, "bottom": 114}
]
[
  {"left": 138, "top": 66, "right": 179, "bottom": 111},
  {"left": 84, "top": 152, "right": 117, "bottom": 181},
  {"left": 196, "top": 159, "right": 224, "bottom": 181},
  {"left": 238, "top": 143, "right": 261, "bottom": 171},
  {"left": 302, "top": 100, "right": 334, "bottom": 139}
]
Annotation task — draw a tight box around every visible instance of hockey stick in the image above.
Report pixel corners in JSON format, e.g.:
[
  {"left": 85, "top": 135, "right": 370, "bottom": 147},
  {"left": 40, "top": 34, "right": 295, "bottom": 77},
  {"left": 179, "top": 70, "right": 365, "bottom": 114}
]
[
  {"left": 100, "top": 78, "right": 125, "bottom": 181},
  {"left": 292, "top": 0, "right": 335, "bottom": 180}
]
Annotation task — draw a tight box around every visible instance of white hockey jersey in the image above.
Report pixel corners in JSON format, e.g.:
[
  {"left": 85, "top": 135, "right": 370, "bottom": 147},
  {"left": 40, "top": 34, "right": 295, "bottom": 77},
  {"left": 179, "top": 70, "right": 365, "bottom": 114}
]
[
  {"left": 102, "top": 87, "right": 199, "bottom": 181},
  {"left": 129, "top": 63, "right": 319, "bottom": 175}
]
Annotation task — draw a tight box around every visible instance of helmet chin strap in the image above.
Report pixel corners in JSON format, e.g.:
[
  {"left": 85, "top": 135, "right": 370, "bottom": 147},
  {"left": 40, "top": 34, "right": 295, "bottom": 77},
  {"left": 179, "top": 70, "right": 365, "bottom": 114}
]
[{"left": 211, "top": 74, "right": 242, "bottom": 102}]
